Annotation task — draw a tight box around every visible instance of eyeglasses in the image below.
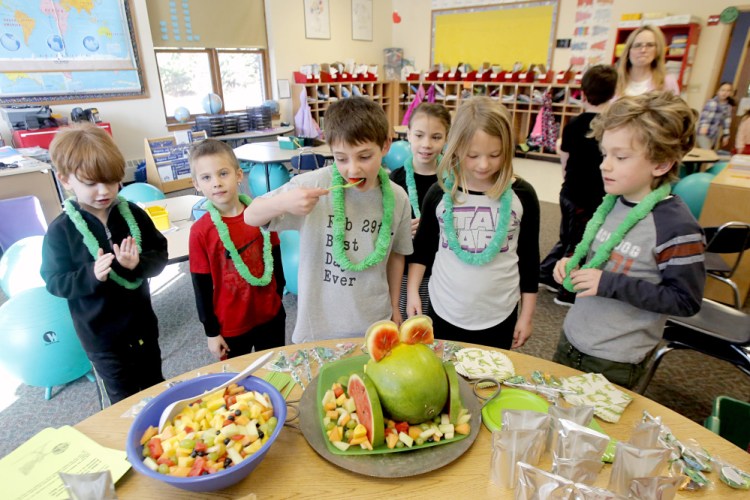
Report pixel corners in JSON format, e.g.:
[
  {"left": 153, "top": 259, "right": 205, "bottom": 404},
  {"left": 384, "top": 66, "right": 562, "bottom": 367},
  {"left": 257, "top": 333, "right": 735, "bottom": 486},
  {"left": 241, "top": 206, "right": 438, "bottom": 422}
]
[{"left": 632, "top": 42, "right": 657, "bottom": 50}]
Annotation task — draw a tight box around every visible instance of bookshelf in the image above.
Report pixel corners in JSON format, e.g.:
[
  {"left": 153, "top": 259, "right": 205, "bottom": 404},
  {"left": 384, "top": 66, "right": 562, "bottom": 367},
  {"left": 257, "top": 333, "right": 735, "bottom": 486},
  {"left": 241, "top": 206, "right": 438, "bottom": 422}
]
[
  {"left": 397, "top": 81, "right": 583, "bottom": 159},
  {"left": 144, "top": 131, "right": 207, "bottom": 194}
]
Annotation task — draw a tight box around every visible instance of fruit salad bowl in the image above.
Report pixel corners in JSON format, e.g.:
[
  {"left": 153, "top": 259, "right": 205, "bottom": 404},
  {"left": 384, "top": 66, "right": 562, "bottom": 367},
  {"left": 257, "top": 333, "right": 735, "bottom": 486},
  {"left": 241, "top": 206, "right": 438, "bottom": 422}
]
[{"left": 126, "top": 373, "right": 286, "bottom": 492}]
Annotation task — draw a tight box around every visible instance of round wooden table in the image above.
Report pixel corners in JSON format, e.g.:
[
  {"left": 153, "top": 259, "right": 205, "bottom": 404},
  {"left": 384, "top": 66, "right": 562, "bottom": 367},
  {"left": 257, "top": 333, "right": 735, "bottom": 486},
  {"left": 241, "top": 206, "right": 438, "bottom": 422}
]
[{"left": 75, "top": 340, "right": 750, "bottom": 499}]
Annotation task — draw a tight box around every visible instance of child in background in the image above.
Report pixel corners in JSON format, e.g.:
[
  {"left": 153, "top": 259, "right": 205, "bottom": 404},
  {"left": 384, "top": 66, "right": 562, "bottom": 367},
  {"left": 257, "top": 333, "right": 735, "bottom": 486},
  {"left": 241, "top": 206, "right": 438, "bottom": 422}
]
[
  {"left": 539, "top": 65, "right": 617, "bottom": 306},
  {"left": 189, "top": 139, "right": 285, "bottom": 359},
  {"left": 244, "top": 97, "right": 413, "bottom": 343},
  {"left": 41, "top": 123, "right": 168, "bottom": 404},
  {"left": 390, "top": 103, "right": 451, "bottom": 318},
  {"left": 407, "top": 96, "right": 540, "bottom": 349},
  {"left": 735, "top": 110, "right": 750, "bottom": 154},
  {"left": 552, "top": 92, "right": 705, "bottom": 390},
  {"left": 696, "top": 82, "right": 734, "bottom": 151}
]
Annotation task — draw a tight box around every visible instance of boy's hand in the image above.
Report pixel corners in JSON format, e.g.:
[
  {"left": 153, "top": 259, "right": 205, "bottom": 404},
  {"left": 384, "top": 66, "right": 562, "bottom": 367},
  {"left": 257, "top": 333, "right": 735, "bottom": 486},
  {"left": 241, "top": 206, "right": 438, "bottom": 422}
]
[
  {"left": 410, "top": 217, "right": 420, "bottom": 238},
  {"left": 283, "top": 187, "right": 329, "bottom": 216},
  {"left": 391, "top": 308, "right": 403, "bottom": 326},
  {"left": 113, "top": 236, "right": 140, "bottom": 270},
  {"left": 568, "top": 269, "right": 602, "bottom": 297},
  {"left": 553, "top": 257, "right": 571, "bottom": 284},
  {"left": 207, "top": 336, "right": 230, "bottom": 360},
  {"left": 94, "top": 248, "right": 115, "bottom": 282},
  {"left": 511, "top": 316, "right": 533, "bottom": 349}
]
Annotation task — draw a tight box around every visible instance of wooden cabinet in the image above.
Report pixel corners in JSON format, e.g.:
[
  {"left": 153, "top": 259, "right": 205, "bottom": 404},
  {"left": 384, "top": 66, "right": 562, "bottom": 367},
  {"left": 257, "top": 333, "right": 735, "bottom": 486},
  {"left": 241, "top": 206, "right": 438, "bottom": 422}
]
[
  {"left": 396, "top": 81, "right": 583, "bottom": 160},
  {"left": 291, "top": 81, "right": 397, "bottom": 135},
  {"left": 612, "top": 23, "right": 701, "bottom": 92}
]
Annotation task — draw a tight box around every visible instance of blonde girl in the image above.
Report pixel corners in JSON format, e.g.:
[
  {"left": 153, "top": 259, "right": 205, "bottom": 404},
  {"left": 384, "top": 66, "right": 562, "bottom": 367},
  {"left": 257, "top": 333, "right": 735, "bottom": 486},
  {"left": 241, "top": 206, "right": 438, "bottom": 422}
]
[
  {"left": 406, "top": 96, "right": 540, "bottom": 349},
  {"left": 616, "top": 25, "right": 680, "bottom": 97},
  {"left": 390, "top": 103, "right": 451, "bottom": 318}
]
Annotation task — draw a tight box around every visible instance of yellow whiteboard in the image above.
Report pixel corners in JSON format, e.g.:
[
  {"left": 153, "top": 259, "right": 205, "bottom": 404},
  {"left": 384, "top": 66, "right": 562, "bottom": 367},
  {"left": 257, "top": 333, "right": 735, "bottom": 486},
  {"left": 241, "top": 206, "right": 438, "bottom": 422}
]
[{"left": 432, "top": 1, "right": 557, "bottom": 70}]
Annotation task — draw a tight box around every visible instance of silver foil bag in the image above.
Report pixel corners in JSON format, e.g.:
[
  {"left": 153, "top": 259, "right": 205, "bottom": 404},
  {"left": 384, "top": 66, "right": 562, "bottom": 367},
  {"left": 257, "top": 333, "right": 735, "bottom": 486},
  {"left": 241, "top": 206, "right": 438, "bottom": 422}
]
[
  {"left": 608, "top": 442, "right": 671, "bottom": 495},
  {"left": 491, "top": 429, "right": 547, "bottom": 488},
  {"left": 515, "top": 462, "right": 575, "bottom": 500},
  {"left": 555, "top": 419, "right": 610, "bottom": 460},
  {"left": 552, "top": 457, "right": 604, "bottom": 485},
  {"left": 628, "top": 420, "right": 661, "bottom": 449},
  {"left": 548, "top": 405, "right": 595, "bottom": 451},
  {"left": 573, "top": 483, "right": 627, "bottom": 500},
  {"left": 502, "top": 409, "right": 551, "bottom": 431},
  {"left": 628, "top": 476, "right": 683, "bottom": 499}
]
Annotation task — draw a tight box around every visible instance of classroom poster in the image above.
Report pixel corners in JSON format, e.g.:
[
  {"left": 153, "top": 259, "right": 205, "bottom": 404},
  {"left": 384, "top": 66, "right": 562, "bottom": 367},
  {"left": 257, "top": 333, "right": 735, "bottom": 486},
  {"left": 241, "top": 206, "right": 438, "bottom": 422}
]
[{"left": 570, "top": 0, "right": 613, "bottom": 69}]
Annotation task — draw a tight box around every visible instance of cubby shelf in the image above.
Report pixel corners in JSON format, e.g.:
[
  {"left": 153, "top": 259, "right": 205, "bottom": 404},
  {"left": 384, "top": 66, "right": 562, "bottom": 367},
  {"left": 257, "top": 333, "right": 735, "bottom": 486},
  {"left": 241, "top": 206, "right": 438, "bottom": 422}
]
[
  {"left": 397, "top": 81, "right": 583, "bottom": 159},
  {"left": 291, "top": 81, "right": 397, "bottom": 134}
]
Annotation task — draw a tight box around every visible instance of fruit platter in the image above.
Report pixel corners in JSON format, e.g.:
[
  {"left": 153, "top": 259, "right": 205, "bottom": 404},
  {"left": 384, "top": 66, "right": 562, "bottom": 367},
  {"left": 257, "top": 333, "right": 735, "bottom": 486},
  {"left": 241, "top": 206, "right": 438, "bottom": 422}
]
[{"left": 298, "top": 316, "right": 482, "bottom": 477}]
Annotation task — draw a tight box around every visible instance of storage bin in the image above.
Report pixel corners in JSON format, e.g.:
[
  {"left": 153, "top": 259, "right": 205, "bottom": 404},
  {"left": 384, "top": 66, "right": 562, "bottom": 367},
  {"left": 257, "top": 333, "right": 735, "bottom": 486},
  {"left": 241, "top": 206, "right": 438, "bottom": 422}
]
[
  {"left": 145, "top": 205, "right": 170, "bottom": 231},
  {"left": 704, "top": 395, "right": 750, "bottom": 451}
]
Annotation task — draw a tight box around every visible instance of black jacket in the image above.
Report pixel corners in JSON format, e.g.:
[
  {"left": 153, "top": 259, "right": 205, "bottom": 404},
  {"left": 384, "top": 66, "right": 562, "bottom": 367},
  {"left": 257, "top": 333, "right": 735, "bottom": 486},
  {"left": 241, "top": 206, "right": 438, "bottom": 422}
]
[{"left": 41, "top": 200, "right": 168, "bottom": 353}]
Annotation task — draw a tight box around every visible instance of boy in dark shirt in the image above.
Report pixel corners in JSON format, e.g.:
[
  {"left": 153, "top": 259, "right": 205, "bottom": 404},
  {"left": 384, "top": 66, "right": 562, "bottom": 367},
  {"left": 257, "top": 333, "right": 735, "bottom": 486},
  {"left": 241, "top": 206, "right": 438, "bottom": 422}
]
[
  {"left": 41, "top": 124, "right": 168, "bottom": 404},
  {"left": 539, "top": 65, "right": 618, "bottom": 306}
]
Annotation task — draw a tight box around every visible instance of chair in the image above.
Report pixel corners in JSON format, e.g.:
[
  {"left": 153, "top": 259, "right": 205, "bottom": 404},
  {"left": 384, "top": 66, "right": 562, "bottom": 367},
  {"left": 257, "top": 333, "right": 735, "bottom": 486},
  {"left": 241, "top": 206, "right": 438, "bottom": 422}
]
[
  {"left": 0, "top": 195, "right": 47, "bottom": 254},
  {"left": 704, "top": 395, "right": 750, "bottom": 451},
  {"left": 290, "top": 149, "right": 327, "bottom": 175},
  {"left": 703, "top": 221, "right": 750, "bottom": 309},
  {"left": 635, "top": 299, "right": 750, "bottom": 394}
]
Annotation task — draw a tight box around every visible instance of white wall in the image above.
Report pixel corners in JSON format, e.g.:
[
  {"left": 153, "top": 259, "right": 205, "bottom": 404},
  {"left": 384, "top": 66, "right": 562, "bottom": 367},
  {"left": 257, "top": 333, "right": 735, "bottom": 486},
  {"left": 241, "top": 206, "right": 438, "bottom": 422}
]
[
  {"left": 265, "top": 0, "right": 395, "bottom": 123},
  {"left": 0, "top": 0, "right": 171, "bottom": 165}
]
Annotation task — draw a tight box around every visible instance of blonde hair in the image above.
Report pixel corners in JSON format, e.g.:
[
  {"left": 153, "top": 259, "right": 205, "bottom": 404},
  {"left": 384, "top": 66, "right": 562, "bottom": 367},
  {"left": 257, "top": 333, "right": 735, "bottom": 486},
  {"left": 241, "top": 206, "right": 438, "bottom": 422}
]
[
  {"left": 616, "top": 25, "right": 668, "bottom": 96},
  {"left": 437, "top": 96, "right": 514, "bottom": 200},
  {"left": 49, "top": 123, "right": 125, "bottom": 183},
  {"left": 188, "top": 138, "right": 240, "bottom": 179},
  {"left": 591, "top": 91, "right": 696, "bottom": 187}
]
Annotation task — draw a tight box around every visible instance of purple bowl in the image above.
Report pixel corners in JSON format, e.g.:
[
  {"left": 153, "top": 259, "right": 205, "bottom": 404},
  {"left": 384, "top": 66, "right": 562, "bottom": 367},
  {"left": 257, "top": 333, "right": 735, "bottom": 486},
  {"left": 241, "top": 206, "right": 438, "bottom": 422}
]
[{"left": 126, "top": 373, "right": 286, "bottom": 492}]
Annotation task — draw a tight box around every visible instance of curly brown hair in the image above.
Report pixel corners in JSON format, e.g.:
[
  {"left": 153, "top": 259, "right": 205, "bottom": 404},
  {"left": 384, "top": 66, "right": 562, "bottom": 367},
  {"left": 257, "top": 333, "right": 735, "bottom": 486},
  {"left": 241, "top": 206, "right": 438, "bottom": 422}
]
[{"left": 591, "top": 91, "right": 696, "bottom": 186}]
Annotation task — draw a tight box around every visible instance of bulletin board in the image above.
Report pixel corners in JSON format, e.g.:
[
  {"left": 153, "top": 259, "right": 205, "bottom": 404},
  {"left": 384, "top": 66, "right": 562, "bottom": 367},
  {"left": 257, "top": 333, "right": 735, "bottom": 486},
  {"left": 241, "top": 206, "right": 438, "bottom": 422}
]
[{"left": 432, "top": 1, "right": 558, "bottom": 70}]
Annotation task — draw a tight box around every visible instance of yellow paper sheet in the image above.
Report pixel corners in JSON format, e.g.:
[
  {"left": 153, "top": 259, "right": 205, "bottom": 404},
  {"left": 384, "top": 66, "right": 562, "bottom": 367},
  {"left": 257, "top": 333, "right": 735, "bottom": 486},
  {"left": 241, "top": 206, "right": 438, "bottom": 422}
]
[{"left": 0, "top": 426, "right": 131, "bottom": 500}]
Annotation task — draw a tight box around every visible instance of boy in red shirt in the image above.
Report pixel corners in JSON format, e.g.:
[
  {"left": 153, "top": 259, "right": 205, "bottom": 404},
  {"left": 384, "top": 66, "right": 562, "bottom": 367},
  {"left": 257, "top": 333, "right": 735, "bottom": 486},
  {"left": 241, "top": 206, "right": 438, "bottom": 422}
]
[{"left": 189, "top": 139, "right": 285, "bottom": 359}]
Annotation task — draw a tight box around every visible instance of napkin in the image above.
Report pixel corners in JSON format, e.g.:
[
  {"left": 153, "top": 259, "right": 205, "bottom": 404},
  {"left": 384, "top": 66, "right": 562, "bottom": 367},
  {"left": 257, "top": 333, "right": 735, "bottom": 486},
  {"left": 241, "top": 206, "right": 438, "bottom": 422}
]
[
  {"left": 559, "top": 373, "right": 633, "bottom": 423},
  {"left": 454, "top": 348, "right": 515, "bottom": 381}
]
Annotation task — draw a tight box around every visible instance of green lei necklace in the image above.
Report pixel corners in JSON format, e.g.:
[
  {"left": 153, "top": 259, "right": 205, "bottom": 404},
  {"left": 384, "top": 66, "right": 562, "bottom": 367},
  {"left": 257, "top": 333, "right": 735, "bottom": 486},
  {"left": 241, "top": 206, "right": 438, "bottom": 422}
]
[
  {"left": 63, "top": 196, "right": 143, "bottom": 289},
  {"left": 562, "top": 183, "right": 671, "bottom": 292},
  {"left": 331, "top": 165, "right": 394, "bottom": 271},
  {"left": 442, "top": 175, "right": 513, "bottom": 266},
  {"left": 205, "top": 194, "right": 273, "bottom": 287},
  {"left": 403, "top": 154, "right": 441, "bottom": 218}
]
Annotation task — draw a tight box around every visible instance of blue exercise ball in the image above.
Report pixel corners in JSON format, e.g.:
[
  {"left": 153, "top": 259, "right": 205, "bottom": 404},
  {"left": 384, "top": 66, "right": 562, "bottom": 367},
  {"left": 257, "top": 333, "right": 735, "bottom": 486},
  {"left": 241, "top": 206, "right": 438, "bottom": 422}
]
[
  {"left": 0, "top": 236, "right": 46, "bottom": 297},
  {"left": 382, "top": 140, "right": 412, "bottom": 170},
  {"left": 279, "top": 230, "right": 299, "bottom": 295},
  {"left": 248, "top": 163, "right": 291, "bottom": 197},
  {"left": 202, "top": 93, "right": 223, "bottom": 114},
  {"left": 119, "top": 182, "right": 166, "bottom": 203},
  {"left": 705, "top": 161, "right": 728, "bottom": 176},
  {"left": 672, "top": 172, "right": 714, "bottom": 219},
  {"left": 0, "top": 287, "right": 91, "bottom": 394}
]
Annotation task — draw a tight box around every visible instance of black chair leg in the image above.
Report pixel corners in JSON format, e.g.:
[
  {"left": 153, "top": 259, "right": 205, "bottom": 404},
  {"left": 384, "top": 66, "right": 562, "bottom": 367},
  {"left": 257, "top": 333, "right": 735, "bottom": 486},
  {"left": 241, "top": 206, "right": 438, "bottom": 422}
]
[{"left": 635, "top": 343, "right": 675, "bottom": 394}]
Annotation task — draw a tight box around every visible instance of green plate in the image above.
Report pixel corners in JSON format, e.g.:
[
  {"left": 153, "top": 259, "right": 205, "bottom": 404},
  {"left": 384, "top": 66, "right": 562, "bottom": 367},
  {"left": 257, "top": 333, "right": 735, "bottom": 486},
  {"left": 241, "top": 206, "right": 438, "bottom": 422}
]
[
  {"left": 316, "top": 355, "right": 468, "bottom": 455},
  {"left": 481, "top": 387, "right": 617, "bottom": 462}
]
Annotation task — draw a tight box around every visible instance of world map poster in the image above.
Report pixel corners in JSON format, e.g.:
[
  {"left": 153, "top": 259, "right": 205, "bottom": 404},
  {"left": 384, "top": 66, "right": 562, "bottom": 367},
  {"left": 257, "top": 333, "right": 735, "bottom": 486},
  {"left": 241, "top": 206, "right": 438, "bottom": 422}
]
[{"left": 0, "top": 0, "right": 144, "bottom": 102}]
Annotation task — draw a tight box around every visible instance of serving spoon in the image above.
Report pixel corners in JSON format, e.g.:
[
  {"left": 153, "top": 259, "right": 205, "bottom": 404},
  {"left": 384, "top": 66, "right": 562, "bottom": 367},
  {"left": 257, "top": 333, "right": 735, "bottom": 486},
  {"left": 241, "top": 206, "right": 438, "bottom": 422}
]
[{"left": 158, "top": 350, "right": 275, "bottom": 432}]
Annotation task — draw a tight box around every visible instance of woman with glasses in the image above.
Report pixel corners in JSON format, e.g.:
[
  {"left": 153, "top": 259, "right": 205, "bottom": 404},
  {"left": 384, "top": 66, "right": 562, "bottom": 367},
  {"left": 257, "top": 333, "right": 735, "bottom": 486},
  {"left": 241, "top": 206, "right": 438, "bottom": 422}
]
[{"left": 616, "top": 25, "right": 680, "bottom": 97}]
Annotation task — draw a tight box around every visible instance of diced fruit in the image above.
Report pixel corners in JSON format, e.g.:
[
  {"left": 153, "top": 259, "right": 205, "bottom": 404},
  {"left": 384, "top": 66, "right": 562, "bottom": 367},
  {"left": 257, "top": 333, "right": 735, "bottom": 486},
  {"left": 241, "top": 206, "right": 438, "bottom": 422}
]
[
  {"left": 332, "top": 441, "right": 351, "bottom": 452},
  {"left": 398, "top": 315, "right": 434, "bottom": 344},
  {"left": 365, "top": 320, "right": 400, "bottom": 361},
  {"left": 408, "top": 426, "right": 422, "bottom": 440},
  {"left": 386, "top": 433, "right": 399, "bottom": 449},
  {"left": 140, "top": 426, "right": 158, "bottom": 445},
  {"left": 398, "top": 432, "right": 414, "bottom": 448},
  {"left": 455, "top": 423, "right": 471, "bottom": 435}
]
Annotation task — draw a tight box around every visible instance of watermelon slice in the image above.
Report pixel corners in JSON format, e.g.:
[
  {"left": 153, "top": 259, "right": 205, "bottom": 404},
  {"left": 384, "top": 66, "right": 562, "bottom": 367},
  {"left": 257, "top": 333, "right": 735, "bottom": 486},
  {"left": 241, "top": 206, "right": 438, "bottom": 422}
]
[{"left": 347, "top": 373, "right": 385, "bottom": 447}]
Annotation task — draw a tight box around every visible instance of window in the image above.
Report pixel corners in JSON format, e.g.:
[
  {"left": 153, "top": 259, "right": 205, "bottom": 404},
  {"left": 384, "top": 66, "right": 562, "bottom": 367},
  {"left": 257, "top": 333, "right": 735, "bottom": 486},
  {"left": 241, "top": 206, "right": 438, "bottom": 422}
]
[{"left": 155, "top": 48, "right": 269, "bottom": 123}]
